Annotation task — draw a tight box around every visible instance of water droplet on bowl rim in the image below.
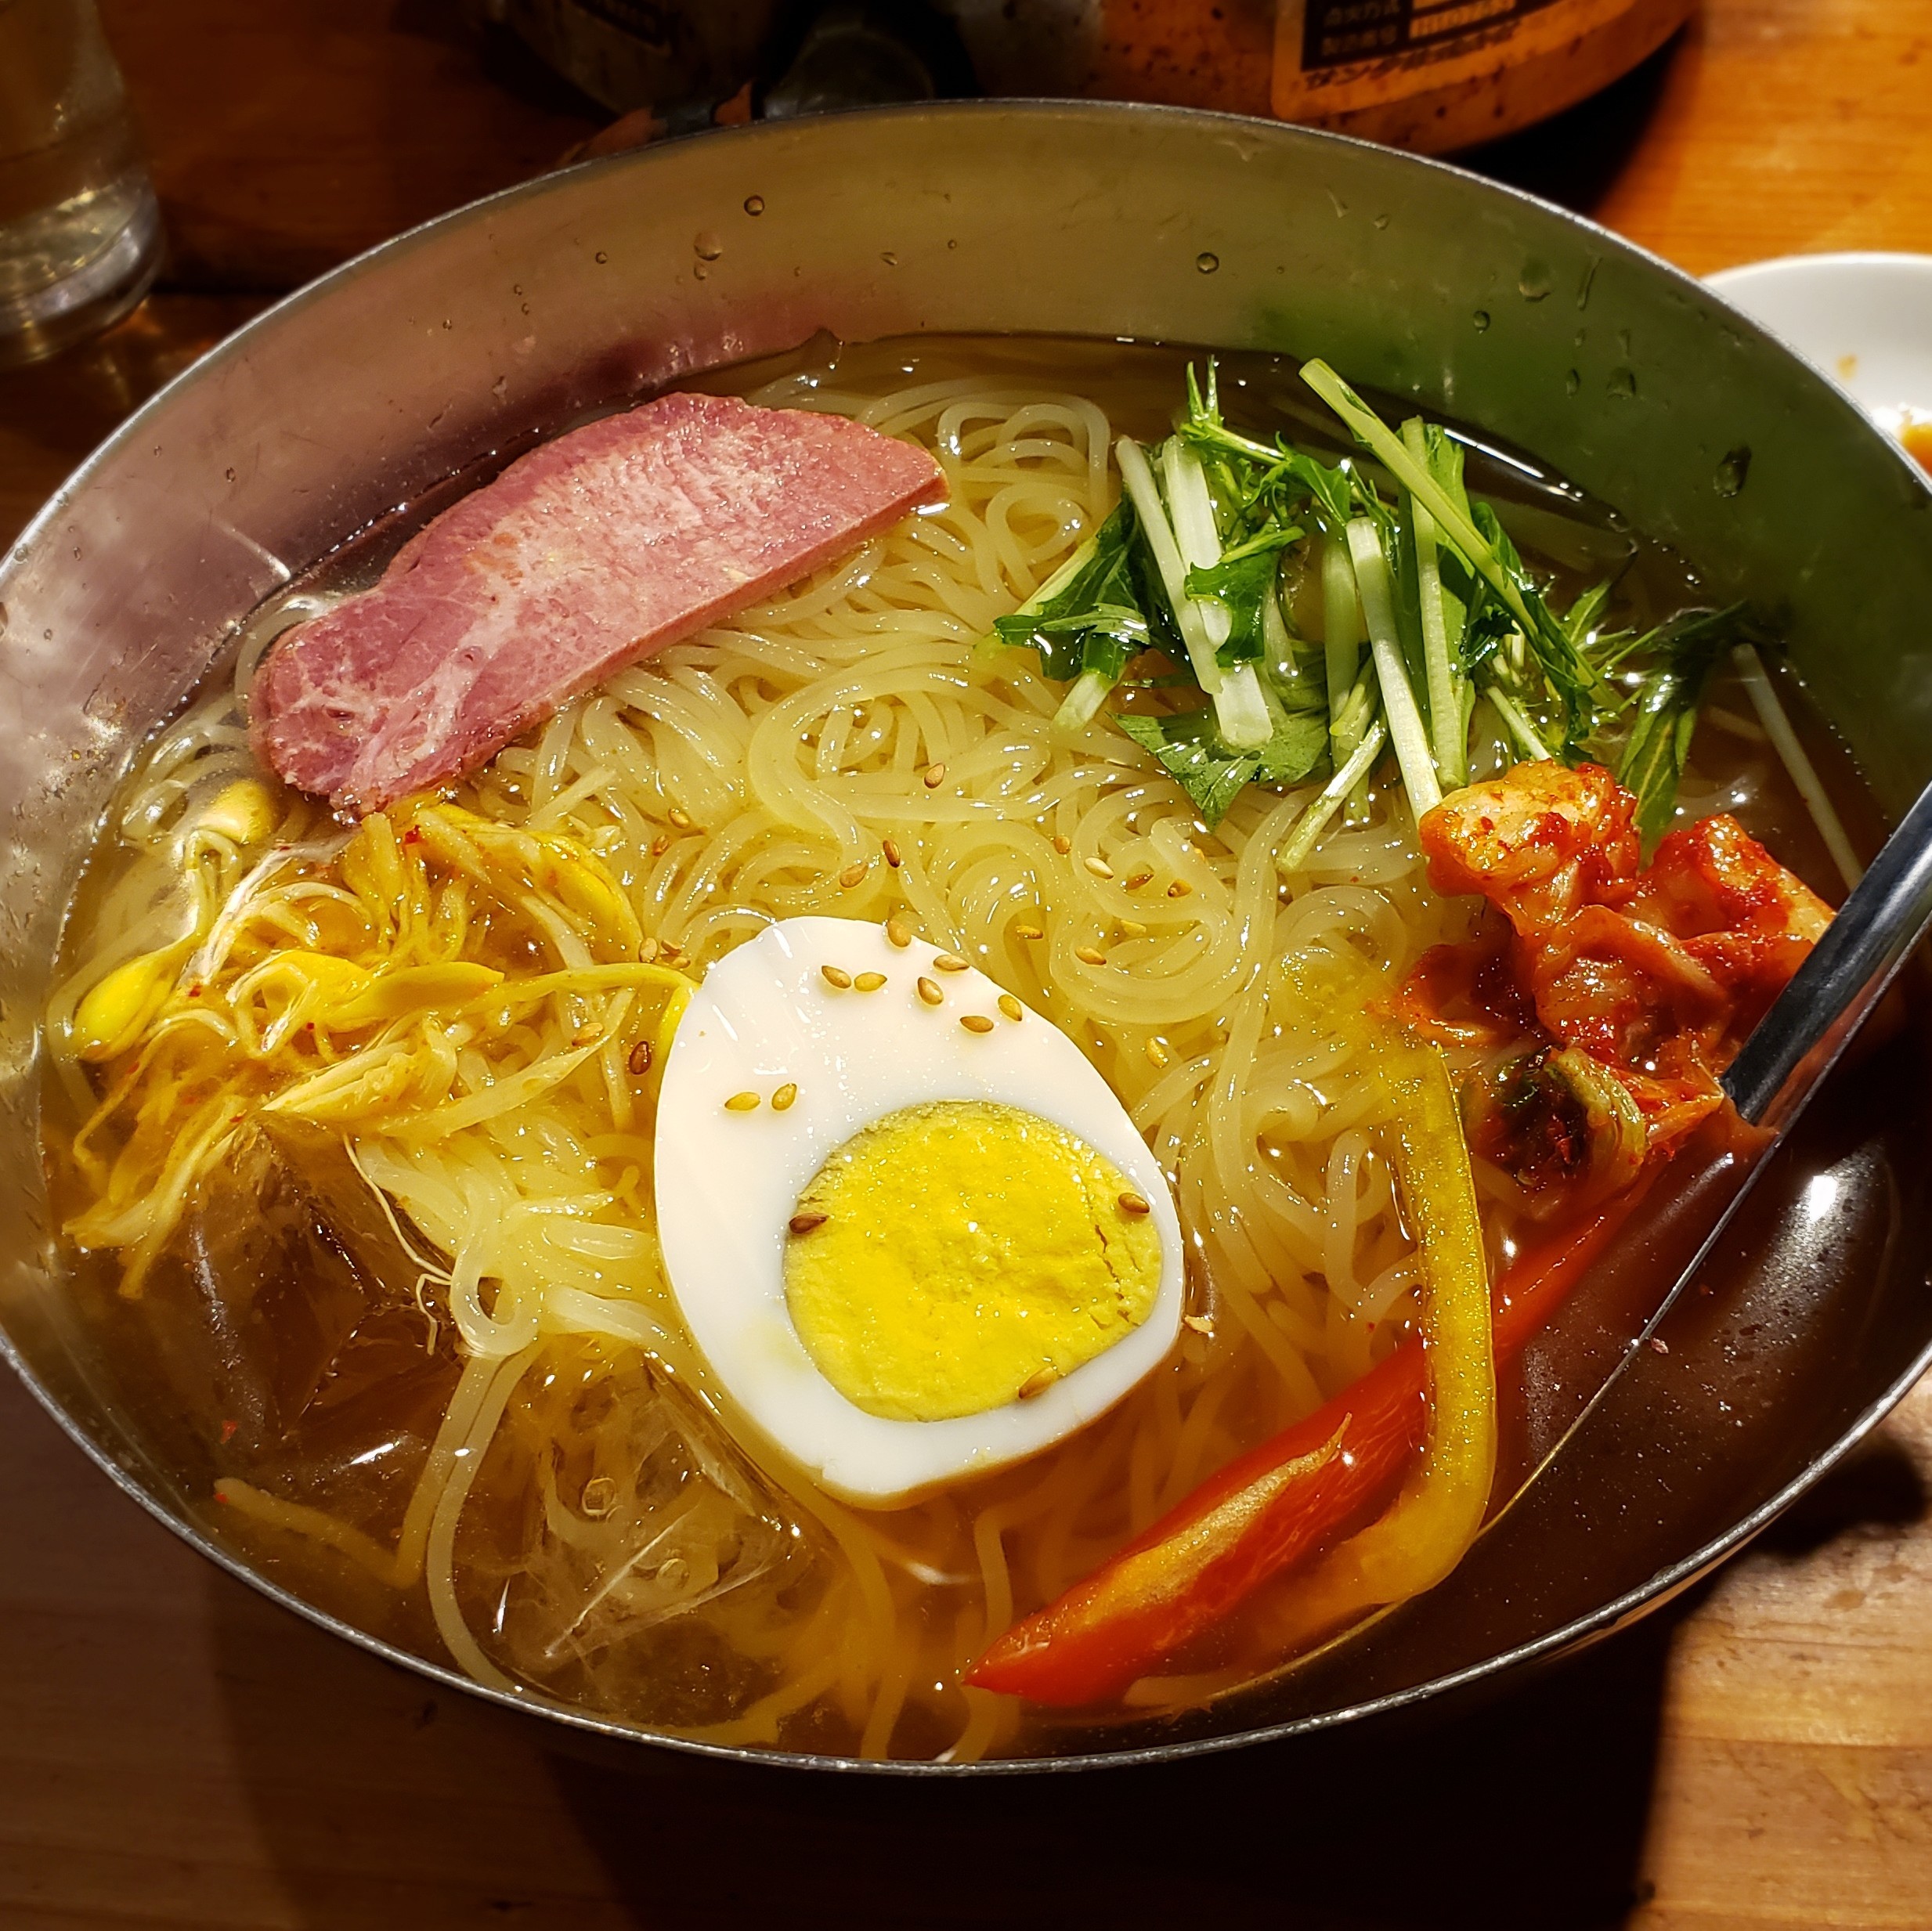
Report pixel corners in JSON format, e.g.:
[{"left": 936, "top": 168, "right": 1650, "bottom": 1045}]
[
  {"left": 743, "top": 194, "right": 764, "bottom": 215},
  {"left": 1196, "top": 251, "right": 1219, "bottom": 274},
  {"left": 1715, "top": 446, "right": 1752, "bottom": 497},
  {"left": 693, "top": 231, "right": 724, "bottom": 261},
  {"left": 1472, "top": 309, "right": 1490, "bottom": 332}
]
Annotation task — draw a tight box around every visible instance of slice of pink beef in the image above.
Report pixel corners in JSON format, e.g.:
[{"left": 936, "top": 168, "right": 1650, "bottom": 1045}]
[{"left": 251, "top": 392, "right": 947, "bottom": 813}]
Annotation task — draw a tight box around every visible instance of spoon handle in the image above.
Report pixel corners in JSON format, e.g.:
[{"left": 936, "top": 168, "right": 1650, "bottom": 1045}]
[{"left": 1724, "top": 778, "right": 1932, "bottom": 1128}]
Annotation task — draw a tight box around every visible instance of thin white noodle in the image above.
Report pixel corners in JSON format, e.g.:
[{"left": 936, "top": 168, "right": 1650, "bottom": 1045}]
[{"left": 58, "top": 364, "right": 1500, "bottom": 1763}]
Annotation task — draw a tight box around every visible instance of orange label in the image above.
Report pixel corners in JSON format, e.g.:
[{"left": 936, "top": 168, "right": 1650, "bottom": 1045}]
[{"left": 1273, "top": 0, "right": 1639, "bottom": 116}]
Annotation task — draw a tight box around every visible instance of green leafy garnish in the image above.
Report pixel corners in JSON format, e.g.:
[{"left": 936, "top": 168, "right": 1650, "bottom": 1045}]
[
  {"left": 1614, "top": 605, "right": 1744, "bottom": 843},
  {"left": 1116, "top": 705, "right": 1328, "bottom": 828},
  {"left": 994, "top": 499, "right": 1143, "bottom": 682},
  {"left": 1183, "top": 526, "right": 1304, "bottom": 670},
  {"left": 983, "top": 352, "right": 1738, "bottom": 864},
  {"left": 1301, "top": 360, "right": 1615, "bottom": 753}
]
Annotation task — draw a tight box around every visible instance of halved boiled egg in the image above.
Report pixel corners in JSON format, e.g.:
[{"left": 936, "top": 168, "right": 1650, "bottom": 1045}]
[{"left": 652, "top": 915, "right": 1184, "bottom": 1506}]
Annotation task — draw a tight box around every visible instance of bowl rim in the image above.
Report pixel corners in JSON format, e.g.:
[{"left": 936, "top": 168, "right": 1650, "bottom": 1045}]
[{"left": 9, "top": 96, "right": 1932, "bottom": 1776}]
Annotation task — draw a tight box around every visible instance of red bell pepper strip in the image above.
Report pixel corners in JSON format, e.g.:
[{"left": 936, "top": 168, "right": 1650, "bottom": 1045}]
[{"left": 965, "top": 1172, "right": 1654, "bottom": 1708}]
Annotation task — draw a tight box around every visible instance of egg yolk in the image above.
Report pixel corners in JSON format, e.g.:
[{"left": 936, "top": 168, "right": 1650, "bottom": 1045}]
[{"left": 784, "top": 1100, "right": 1163, "bottom": 1424}]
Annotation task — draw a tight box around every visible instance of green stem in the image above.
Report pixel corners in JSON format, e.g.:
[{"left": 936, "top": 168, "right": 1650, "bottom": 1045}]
[
  {"left": 1115, "top": 436, "right": 1224, "bottom": 698},
  {"left": 1403, "top": 419, "right": 1467, "bottom": 789},
  {"left": 1486, "top": 689, "right": 1555, "bottom": 763},
  {"left": 1321, "top": 535, "right": 1364, "bottom": 768},
  {"left": 1278, "top": 721, "right": 1390, "bottom": 873},
  {"left": 1053, "top": 669, "right": 1115, "bottom": 732},
  {"left": 1161, "top": 440, "right": 1273, "bottom": 751},
  {"left": 1347, "top": 518, "right": 1441, "bottom": 818},
  {"left": 1304, "top": 361, "right": 1547, "bottom": 655}
]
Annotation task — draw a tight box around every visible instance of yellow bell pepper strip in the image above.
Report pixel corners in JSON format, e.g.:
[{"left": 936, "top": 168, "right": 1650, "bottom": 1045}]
[
  {"left": 969, "top": 1028, "right": 1653, "bottom": 1709},
  {"left": 1244, "top": 1034, "right": 1496, "bottom": 1653}
]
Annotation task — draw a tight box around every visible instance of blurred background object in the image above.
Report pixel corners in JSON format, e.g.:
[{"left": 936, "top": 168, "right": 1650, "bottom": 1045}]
[
  {"left": 0, "top": 0, "right": 161, "bottom": 367},
  {"left": 475, "top": 0, "right": 1695, "bottom": 153},
  {"left": 1708, "top": 252, "right": 1932, "bottom": 477}
]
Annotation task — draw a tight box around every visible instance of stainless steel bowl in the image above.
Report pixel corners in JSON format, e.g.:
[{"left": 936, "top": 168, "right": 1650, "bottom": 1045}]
[{"left": 5, "top": 103, "right": 1931, "bottom": 1771}]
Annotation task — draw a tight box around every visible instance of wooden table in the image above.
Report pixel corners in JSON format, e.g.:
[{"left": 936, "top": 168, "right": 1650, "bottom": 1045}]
[{"left": 5, "top": 5, "right": 1930, "bottom": 1925}]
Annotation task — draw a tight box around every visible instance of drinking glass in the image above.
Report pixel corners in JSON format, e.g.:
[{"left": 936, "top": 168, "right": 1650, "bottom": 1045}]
[{"left": 0, "top": 0, "right": 161, "bottom": 368}]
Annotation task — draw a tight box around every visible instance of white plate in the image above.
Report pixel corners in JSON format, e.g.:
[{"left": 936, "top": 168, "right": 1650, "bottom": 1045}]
[{"left": 1706, "top": 251, "right": 1932, "bottom": 442}]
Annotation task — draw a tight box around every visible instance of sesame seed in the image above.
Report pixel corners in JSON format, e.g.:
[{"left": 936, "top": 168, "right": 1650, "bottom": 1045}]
[
  {"left": 1118, "top": 1191, "right": 1150, "bottom": 1216},
  {"left": 1125, "top": 870, "right": 1154, "bottom": 890},
  {"left": 573, "top": 1023, "right": 604, "bottom": 1047},
  {"left": 854, "top": 972, "right": 887, "bottom": 992},
  {"left": 998, "top": 994, "right": 1024, "bottom": 1022},
  {"left": 1013, "top": 922, "right": 1044, "bottom": 941},
  {"left": 1053, "top": 834, "right": 1072, "bottom": 855},
  {"left": 1118, "top": 919, "right": 1147, "bottom": 938},
  {"left": 1183, "top": 1314, "right": 1213, "bottom": 1335},
  {"left": 651, "top": 835, "right": 670, "bottom": 857},
  {"left": 660, "top": 944, "right": 687, "bottom": 966},
  {"left": 1017, "top": 1367, "right": 1058, "bottom": 1400},
  {"left": 725, "top": 1092, "right": 760, "bottom": 1113},
  {"left": 639, "top": 937, "right": 661, "bottom": 964},
  {"left": 916, "top": 977, "right": 944, "bottom": 1006},
  {"left": 960, "top": 1013, "right": 995, "bottom": 1034},
  {"left": 883, "top": 836, "right": 902, "bottom": 868},
  {"left": 628, "top": 1041, "right": 654, "bottom": 1075},
  {"left": 1146, "top": 1038, "right": 1171, "bottom": 1069},
  {"left": 1083, "top": 856, "right": 1114, "bottom": 880},
  {"left": 1167, "top": 879, "right": 1192, "bottom": 898},
  {"left": 933, "top": 952, "right": 969, "bottom": 973},
  {"left": 1075, "top": 944, "right": 1107, "bottom": 966},
  {"left": 771, "top": 1082, "right": 798, "bottom": 1112},
  {"left": 821, "top": 965, "right": 853, "bottom": 990},
  {"left": 668, "top": 807, "right": 692, "bottom": 830},
  {"left": 885, "top": 918, "right": 912, "bottom": 948},
  {"left": 839, "top": 861, "right": 867, "bottom": 889},
  {"left": 789, "top": 1211, "right": 828, "bottom": 1236},
  {"left": 923, "top": 762, "right": 946, "bottom": 788}
]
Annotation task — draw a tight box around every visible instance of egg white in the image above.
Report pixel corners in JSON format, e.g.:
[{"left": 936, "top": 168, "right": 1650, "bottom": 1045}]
[{"left": 652, "top": 915, "right": 1186, "bottom": 1507}]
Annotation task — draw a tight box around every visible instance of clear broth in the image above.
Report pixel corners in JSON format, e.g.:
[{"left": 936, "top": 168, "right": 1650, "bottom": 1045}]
[{"left": 39, "top": 332, "right": 1902, "bottom": 1761}]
